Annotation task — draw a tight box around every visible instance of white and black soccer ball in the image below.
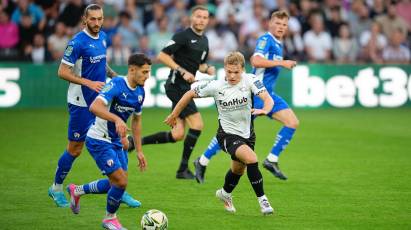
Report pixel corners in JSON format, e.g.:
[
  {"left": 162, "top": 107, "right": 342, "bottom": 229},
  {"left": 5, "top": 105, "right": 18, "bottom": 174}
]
[{"left": 141, "top": 209, "right": 168, "bottom": 230}]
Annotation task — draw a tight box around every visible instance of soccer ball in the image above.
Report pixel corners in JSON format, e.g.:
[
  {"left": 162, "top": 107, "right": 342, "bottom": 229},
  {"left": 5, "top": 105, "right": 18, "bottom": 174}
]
[{"left": 141, "top": 209, "right": 168, "bottom": 230}]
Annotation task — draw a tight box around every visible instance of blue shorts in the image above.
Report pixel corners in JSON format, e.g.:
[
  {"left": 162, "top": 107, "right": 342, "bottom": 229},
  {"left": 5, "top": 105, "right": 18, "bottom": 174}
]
[
  {"left": 67, "top": 103, "right": 95, "bottom": 142},
  {"left": 253, "top": 92, "right": 289, "bottom": 118},
  {"left": 85, "top": 137, "right": 128, "bottom": 175}
]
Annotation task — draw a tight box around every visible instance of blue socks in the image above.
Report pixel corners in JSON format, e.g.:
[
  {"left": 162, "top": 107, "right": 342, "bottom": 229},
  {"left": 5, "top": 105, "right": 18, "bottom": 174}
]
[
  {"left": 107, "top": 185, "right": 125, "bottom": 214},
  {"left": 203, "top": 137, "right": 221, "bottom": 159},
  {"left": 270, "top": 126, "right": 296, "bottom": 158},
  {"left": 83, "top": 179, "right": 110, "bottom": 194},
  {"left": 54, "top": 150, "right": 75, "bottom": 184}
]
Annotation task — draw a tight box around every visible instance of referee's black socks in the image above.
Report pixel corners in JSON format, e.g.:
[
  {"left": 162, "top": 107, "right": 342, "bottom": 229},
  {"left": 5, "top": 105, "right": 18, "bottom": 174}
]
[
  {"left": 178, "top": 128, "right": 201, "bottom": 172},
  {"left": 247, "top": 162, "right": 265, "bottom": 197}
]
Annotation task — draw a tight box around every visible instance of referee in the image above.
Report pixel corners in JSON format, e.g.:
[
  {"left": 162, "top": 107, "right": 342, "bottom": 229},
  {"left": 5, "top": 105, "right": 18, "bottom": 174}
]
[{"left": 133, "top": 5, "right": 215, "bottom": 179}]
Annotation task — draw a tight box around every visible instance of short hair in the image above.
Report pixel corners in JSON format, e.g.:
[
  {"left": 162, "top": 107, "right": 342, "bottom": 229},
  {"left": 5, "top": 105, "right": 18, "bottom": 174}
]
[
  {"left": 84, "top": 4, "right": 102, "bottom": 17},
  {"left": 191, "top": 5, "right": 209, "bottom": 15},
  {"left": 128, "top": 53, "right": 152, "bottom": 67},
  {"left": 271, "top": 10, "right": 289, "bottom": 20},
  {"left": 224, "top": 51, "right": 245, "bottom": 67}
]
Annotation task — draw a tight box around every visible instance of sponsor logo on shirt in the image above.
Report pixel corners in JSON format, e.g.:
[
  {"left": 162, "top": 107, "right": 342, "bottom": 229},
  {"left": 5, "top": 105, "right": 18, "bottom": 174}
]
[
  {"left": 219, "top": 97, "right": 248, "bottom": 107},
  {"left": 114, "top": 103, "right": 135, "bottom": 113},
  {"left": 89, "top": 54, "right": 106, "bottom": 63}
]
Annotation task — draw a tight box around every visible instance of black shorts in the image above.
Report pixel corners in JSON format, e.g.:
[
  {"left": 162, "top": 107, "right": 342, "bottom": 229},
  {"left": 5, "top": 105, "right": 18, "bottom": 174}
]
[
  {"left": 216, "top": 132, "right": 255, "bottom": 162},
  {"left": 165, "top": 81, "right": 198, "bottom": 119}
]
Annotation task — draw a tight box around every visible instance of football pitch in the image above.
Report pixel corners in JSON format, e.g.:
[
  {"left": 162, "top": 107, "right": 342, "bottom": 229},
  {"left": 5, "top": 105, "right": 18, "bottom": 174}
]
[{"left": 0, "top": 108, "right": 410, "bottom": 229}]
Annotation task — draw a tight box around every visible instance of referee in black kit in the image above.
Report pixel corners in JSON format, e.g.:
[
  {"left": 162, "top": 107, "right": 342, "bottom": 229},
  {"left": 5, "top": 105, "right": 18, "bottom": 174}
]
[{"left": 130, "top": 5, "right": 215, "bottom": 179}]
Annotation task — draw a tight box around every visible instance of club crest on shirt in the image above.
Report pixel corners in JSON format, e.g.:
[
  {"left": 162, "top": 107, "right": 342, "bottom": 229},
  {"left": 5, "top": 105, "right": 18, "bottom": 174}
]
[
  {"left": 257, "top": 40, "right": 267, "bottom": 50},
  {"left": 64, "top": 46, "right": 73, "bottom": 56},
  {"left": 138, "top": 95, "right": 143, "bottom": 103},
  {"left": 101, "top": 82, "right": 113, "bottom": 93},
  {"left": 106, "top": 159, "right": 114, "bottom": 167}
]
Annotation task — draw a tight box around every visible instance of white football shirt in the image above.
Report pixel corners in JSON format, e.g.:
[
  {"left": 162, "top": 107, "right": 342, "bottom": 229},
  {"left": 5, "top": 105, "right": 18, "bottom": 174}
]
[{"left": 194, "top": 73, "right": 266, "bottom": 138}]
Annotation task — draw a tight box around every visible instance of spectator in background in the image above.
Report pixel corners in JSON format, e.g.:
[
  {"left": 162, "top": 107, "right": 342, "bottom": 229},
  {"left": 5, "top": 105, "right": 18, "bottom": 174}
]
[
  {"left": 333, "top": 23, "right": 358, "bottom": 63},
  {"left": 106, "top": 33, "right": 131, "bottom": 65},
  {"left": 146, "top": 1, "right": 166, "bottom": 34},
  {"left": 359, "top": 21, "right": 387, "bottom": 63},
  {"left": 206, "top": 22, "right": 238, "bottom": 61},
  {"left": 325, "top": 6, "right": 344, "bottom": 38},
  {"left": 18, "top": 12, "right": 38, "bottom": 58},
  {"left": 148, "top": 15, "right": 172, "bottom": 55},
  {"left": 395, "top": 0, "right": 411, "bottom": 32},
  {"left": 349, "top": 1, "right": 372, "bottom": 40},
  {"left": 27, "top": 33, "right": 47, "bottom": 64},
  {"left": 123, "top": 0, "right": 145, "bottom": 37},
  {"left": 382, "top": 29, "right": 410, "bottom": 64},
  {"left": 58, "top": 0, "right": 85, "bottom": 31},
  {"left": 284, "top": 16, "right": 305, "bottom": 61},
  {"left": 376, "top": 2, "right": 408, "bottom": 39},
  {"left": 47, "top": 22, "right": 69, "bottom": 61},
  {"left": 0, "top": 9, "right": 19, "bottom": 60},
  {"left": 167, "top": 0, "right": 187, "bottom": 32},
  {"left": 136, "top": 35, "right": 156, "bottom": 61},
  {"left": 175, "top": 14, "right": 190, "bottom": 32},
  {"left": 226, "top": 12, "right": 240, "bottom": 38},
  {"left": 369, "top": 0, "right": 386, "bottom": 19},
  {"left": 1, "top": 0, "right": 17, "bottom": 17},
  {"left": 117, "top": 11, "right": 143, "bottom": 51},
  {"left": 101, "top": 15, "right": 118, "bottom": 47},
  {"left": 11, "top": 0, "right": 45, "bottom": 31},
  {"left": 303, "top": 13, "right": 332, "bottom": 62}
]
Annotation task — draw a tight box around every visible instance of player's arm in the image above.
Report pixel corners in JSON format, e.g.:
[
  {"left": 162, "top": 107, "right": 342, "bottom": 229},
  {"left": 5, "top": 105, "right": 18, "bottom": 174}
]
[
  {"left": 157, "top": 51, "right": 195, "bottom": 83},
  {"left": 89, "top": 97, "right": 127, "bottom": 138},
  {"left": 250, "top": 55, "right": 297, "bottom": 70},
  {"left": 106, "top": 63, "right": 118, "bottom": 78},
  {"left": 199, "top": 63, "right": 216, "bottom": 75},
  {"left": 58, "top": 63, "right": 105, "bottom": 92},
  {"left": 252, "top": 90, "right": 274, "bottom": 116},
  {"left": 131, "top": 113, "right": 146, "bottom": 171},
  {"left": 164, "top": 90, "right": 199, "bottom": 126}
]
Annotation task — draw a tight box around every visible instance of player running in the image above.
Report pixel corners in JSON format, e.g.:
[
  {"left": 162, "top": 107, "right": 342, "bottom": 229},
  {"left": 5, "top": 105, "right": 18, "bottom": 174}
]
[
  {"left": 194, "top": 10, "right": 298, "bottom": 183},
  {"left": 165, "top": 51, "right": 275, "bottom": 215}
]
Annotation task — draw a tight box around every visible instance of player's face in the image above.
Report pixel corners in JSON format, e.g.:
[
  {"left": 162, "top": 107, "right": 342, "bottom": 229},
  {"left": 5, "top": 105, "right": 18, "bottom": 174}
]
[
  {"left": 270, "top": 17, "right": 288, "bottom": 39},
  {"left": 224, "top": 64, "right": 243, "bottom": 85},
  {"left": 133, "top": 64, "right": 151, "bottom": 86},
  {"left": 84, "top": 9, "right": 104, "bottom": 35},
  {"left": 191, "top": 9, "right": 209, "bottom": 33}
]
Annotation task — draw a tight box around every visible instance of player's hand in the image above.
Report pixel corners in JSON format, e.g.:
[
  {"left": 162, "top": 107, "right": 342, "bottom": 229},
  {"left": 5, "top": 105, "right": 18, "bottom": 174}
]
[
  {"left": 86, "top": 80, "right": 106, "bottom": 92},
  {"left": 282, "top": 60, "right": 297, "bottom": 69},
  {"left": 206, "top": 65, "right": 216, "bottom": 76},
  {"left": 251, "top": 109, "right": 268, "bottom": 116},
  {"left": 137, "top": 151, "right": 147, "bottom": 171},
  {"left": 121, "top": 136, "right": 129, "bottom": 150},
  {"left": 183, "top": 72, "right": 196, "bottom": 84},
  {"left": 164, "top": 114, "right": 177, "bottom": 127},
  {"left": 115, "top": 119, "right": 128, "bottom": 138}
]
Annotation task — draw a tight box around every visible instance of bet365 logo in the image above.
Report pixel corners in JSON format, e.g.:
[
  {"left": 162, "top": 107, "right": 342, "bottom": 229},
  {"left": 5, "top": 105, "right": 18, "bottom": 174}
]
[{"left": 0, "top": 68, "right": 21, "bottom": 107}]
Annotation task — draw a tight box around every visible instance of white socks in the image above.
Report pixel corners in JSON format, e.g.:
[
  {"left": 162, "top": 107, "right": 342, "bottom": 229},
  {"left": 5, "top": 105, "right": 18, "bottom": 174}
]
[
  {"left": 52, "top": 183, "right": 63, "bottom": 192},
  {"left": 199, "top": 155, "right": 210, "bottom": 166},
  {"left": 266, "top": 153, "right": 278, "bottom": 163}
]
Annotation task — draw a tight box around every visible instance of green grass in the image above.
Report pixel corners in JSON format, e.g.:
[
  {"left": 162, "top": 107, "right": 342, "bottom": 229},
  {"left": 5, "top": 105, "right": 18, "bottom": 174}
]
[{"left": 0, "top": 108, "right": 410, "bottom": 229}]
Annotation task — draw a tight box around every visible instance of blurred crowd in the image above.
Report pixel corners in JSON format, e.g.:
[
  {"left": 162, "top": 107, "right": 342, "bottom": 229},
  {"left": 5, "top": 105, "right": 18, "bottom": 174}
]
[{"left": 0, "top": 0, "right": 410, "bottom": 65}]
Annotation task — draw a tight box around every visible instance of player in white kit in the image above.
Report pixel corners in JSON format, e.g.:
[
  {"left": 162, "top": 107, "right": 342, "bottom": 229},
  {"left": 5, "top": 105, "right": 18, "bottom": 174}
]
[{"left": 165, "top": 52, "right": 275, "bottom": 215}]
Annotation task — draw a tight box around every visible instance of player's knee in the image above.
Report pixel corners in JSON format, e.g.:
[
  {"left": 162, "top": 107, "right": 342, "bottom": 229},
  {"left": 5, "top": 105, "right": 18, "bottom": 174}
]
[
  {"left": 67, "top": 144, "right": 82, "bottom": 157},
  {"left": 112, "top": 176, "right": 128, "bottom": 189},
  {"left": 172, "top": 129, "right": 185, "bottom": 141},
  {"left": 286, "top": 117, "right": 299, "bottom": 129},
  {"left": 191, "top": 120, "right": 204, "bottom": 130},
  {"left": 243, "top": 154, "right": 258, "bottom": 165},
  {"left": 232, "top": 167, "right": 245, "bottom": 175}
]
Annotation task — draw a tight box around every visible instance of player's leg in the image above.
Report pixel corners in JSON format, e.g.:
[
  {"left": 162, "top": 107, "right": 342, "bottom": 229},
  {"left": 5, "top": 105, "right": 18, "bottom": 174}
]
[
  {"left": 235, "top": 144, "right": 274, "bottom": 215},
  {"left": 264, "top": 106, "right": 299, "bottom": 180},
  {"left": 216, "top": 160, "right": 245, "bottom": 213},
  {"left": 118, "top": 143, "right": 141, "bottom": 208},
  {"left": 193, "top": 136, "right": 222, "bottom": 183},
  {"left": 176, "top": 111, "right": 203, "bottom": 179},
  {"left": 49, "top": 104, "right": 93, "bottom": 207},
  {"left": 103, "top": 168, "right": 128, "bottom": 230}
]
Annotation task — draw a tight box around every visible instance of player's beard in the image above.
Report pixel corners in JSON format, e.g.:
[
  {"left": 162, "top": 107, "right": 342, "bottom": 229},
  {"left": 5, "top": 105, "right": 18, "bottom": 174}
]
[{"left": 86, "top": 24, "right": 101, "bottom": 36}]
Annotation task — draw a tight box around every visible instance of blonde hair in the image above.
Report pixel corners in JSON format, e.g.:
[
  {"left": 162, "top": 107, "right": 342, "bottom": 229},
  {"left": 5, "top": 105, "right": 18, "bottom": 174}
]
[
  {"left": 224, "top": 51, "right": 245, "bottom": 67},
  {"left": 271, "top": 10, "right": 289, "bottom": 20}
]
